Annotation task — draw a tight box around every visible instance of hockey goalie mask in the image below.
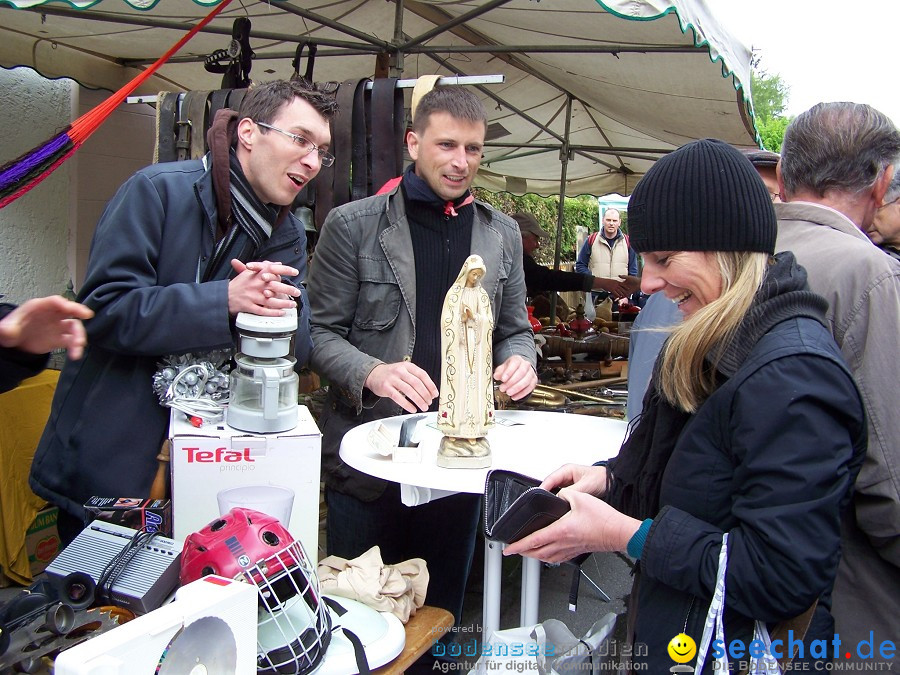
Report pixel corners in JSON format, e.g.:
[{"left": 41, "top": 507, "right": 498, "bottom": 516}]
[{"left": 180, "top": 507, "right": 331, "bottom": 674}]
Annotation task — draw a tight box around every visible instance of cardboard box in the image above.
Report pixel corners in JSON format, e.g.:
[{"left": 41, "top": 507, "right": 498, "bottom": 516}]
[
  {"left": 83, "top": 497, "right": 173, "bottom": 537},
  {"left": 169, "top": 405, "right": 322, "bottom": 562},
  {"left": 26, "top": 505, "right": 60, "bottom": 577}
]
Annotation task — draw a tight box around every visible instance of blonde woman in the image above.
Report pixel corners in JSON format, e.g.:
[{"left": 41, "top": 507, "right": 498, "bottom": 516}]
[{"left": 505, "top": 139, "right": 866, "bottom": 672}]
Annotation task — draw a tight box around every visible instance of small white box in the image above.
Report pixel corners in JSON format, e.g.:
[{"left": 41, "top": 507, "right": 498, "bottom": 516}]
[{"left": 170, "top": 405, "right": 321, "bottom": 561}]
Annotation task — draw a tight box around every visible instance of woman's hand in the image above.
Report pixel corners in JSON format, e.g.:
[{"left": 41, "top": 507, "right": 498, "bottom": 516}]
[
  {"left": 541, "top": 463, "right": 608, "bottom": 498},
  {"left": 503, "top": 489, "right": 641, "bottom": 564}
]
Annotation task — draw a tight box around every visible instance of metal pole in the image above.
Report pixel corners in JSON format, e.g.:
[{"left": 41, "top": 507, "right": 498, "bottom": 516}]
[
  {"left": 125, "top": 75, "right": 506, "bottom": 105},
  {"left": 549, "top": 95, "right": 574, "bottom": 325}
]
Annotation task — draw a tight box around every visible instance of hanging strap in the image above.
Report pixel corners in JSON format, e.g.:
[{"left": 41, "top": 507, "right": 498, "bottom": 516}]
[
  {"left": 155, "top": 91, "right": 179, "bottom": 163},
  {"left": 332, "top": 78, "right": 368, "bottom": 207},
  {"left": 188, "top": 90, "right": 212, "bottom": 159},
  {"left": 370, "top": 78, "right": 402, "bottom": 193},
  {"left": 694, "top": 533, "right": 730, "bottom": 675},
  {"left": 226, "top": 88, "right": 247, "bottom": 114},
  {"left": 292, "top": 41, "right": 317, "bottom": 84},
  {"left": 208, "top": 89, "right": 231, "bottom": 124}
]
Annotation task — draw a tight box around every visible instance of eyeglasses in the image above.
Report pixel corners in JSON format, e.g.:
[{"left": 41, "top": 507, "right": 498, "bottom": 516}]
[{"left": 255, "top": 121, "right": 335, "bottom": 167}]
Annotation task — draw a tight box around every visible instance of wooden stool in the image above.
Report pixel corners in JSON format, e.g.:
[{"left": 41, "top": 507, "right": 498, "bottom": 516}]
[{"left": 373, "top": 605, "right": 454, "bottom": 674}]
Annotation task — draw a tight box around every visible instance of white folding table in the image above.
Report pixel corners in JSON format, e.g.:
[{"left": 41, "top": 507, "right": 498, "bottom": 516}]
[{"left": 339, "top": 409, "right": 626, "bottom": 640}]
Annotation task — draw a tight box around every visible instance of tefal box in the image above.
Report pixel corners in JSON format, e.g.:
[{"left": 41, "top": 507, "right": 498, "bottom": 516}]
[{"left": 169, "top": 405, "right": 321, "bottom": 562}]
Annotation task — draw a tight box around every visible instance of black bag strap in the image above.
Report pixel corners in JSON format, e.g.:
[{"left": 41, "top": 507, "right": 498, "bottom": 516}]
[{"left": 155, "top": 91, "right": 179, "bottom": 163}]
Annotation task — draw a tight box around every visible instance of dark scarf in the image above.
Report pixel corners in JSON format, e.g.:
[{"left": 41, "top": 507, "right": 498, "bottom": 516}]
[
  {"left": 401, "top": 164, "right": 474, "bottom": 216},
  {"left": 202, "top": 109, "right": 290, "bottom": 281},
  {"left": 606, "top": 252, "right": 829, "bottom": 519}
]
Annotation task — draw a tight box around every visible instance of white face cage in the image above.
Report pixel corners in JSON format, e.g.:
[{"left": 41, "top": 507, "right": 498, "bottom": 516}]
[{"left": 241, "top": 539, "right": 332, "bottom": 674}]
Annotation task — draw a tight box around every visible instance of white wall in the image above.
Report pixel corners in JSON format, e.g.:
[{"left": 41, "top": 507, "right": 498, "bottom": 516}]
[
  {"left": 0, "top": 68, "right": 73, "bottom": 304},
  {"left": 0, "top": 68, "right": 156, "bottom": 303},
  {"left": 70, "top": 89, "right": 156, "bottom": 289}
]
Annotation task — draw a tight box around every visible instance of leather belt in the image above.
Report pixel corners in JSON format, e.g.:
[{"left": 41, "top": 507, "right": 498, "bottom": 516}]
[
  {"left": 332, "top": 78, "right": 368, "bottom": 208},
  {"left": 155, "top": 91, "right": 179, "bottom": 163},
  {"left": 188, "top": 90, "right": 211, "bottom": 159},
  {"left": 370, "top": 78, "right": 404, "bottom": 193},
  {"left": 227, "top": 88, "right": 247, "bottom": 114},
  {"left": 208, "top": 89, "right": 231, "bottom": 126}
]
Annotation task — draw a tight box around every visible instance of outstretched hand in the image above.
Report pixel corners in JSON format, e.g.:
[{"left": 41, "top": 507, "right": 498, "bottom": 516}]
[
  {"left": 0, "top": 296, "right": 94, "bottom": 359},
  {"left": 593, "top": 275, "right": 641, "bottom": 299},
  {"left": 228, "top": 259, "right": 302, "bottom": 316}
]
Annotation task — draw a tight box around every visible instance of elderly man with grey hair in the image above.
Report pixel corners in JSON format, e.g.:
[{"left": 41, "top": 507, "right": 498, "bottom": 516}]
[
  {"left": 775, "top": 102, "right": 900, "bottom": 664},
  {"left": 866, "top": 169, "right": 900, "bottom": 261}
]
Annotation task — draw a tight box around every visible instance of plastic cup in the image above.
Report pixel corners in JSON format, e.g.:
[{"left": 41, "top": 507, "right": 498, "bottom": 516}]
[{"left": 217, "top": 484, "right": 295, "bottom": 528}]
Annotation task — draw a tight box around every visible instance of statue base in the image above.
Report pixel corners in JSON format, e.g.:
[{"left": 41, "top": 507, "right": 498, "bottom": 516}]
[{"left": 437, "top": 436, "right": 491, "bottom": 469}]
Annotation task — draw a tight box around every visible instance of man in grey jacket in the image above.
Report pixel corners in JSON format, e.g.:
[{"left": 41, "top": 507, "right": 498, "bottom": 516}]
[
  {"left": 775, "top": 102, "right": 900, "bottom": 663},
  {"left": 307, "top": 85, "right": 537, "bottom": 627}
]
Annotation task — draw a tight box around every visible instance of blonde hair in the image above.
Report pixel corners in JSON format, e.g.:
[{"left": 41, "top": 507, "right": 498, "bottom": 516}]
[{"left": 658, "top": 251, "right": 769, "bottom": 412}]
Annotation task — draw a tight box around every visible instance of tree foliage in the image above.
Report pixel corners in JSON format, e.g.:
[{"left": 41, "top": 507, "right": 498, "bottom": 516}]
[
  {"left": 472, "top": 188, "right": 603, "bottom": 266},
  {"left": 750, "top": 54, "right": 793, "bottom": 152}
]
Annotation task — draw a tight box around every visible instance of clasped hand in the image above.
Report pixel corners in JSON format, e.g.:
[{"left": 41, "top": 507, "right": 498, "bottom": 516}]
[{"left": 228, "top": 259, "right": 302, "bottom": 316}]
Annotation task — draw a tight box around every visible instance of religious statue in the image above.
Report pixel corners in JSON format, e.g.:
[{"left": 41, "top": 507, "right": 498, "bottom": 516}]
[{"left": 437, "top": 255, "right": 495, "bottom": 468}]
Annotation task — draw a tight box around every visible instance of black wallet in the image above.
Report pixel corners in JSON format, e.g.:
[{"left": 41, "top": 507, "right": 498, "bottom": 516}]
[{"left": 483, "top": 469, "right": 570, "bottom": 543}]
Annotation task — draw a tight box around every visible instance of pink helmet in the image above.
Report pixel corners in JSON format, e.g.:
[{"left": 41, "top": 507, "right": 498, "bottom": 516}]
[{"left": 181, "top": 508, "right": 331, "bottom": 674}]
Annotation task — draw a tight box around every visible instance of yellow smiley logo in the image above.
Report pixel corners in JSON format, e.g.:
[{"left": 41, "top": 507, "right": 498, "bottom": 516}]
[{"left": 667, "top": 633, "right": 697, "bottom": 664}]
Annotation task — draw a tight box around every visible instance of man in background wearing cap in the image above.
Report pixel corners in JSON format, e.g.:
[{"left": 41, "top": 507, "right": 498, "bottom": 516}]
[
  {"left": 574, "top": 207, "right": 639, "bottom": 303},
  {"left": 775, "top": 101, "right": 900, "bottom": 664},
  {"left": 514, "top": 211, "right": 638, "bottom": 300}
]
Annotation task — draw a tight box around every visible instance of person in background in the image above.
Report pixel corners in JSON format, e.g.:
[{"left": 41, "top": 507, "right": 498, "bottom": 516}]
[
  {"left": 740, "top": 148, "right": 781, "bottom": 201},
  {"left": 307, "top": 85, "right": 537, "bottom": 632},
  {"left": 866, "top": 168, "right": 900, "bottom": 261},
  {"left": 574, "top": 207, "right": 639, "bottom": 303},
  {"left": 775, "top": 102, "right": 900, "bottom": 664},
  {"left": 0, "top": 295, "right": 93, "bottom": 393},
  {"left": 515, "top": 211, "right": 639, "bottom": 300},
  {"left": 31, "top": 80, "right": 335, "bottom": 543},
  {"left": 506, "top": 139, "right": 866, "bottom": 672}
]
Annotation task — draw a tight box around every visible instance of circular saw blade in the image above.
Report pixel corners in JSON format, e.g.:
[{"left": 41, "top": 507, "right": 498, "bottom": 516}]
[{"left": 156, "top": 615, "right": 238, "bottom": 674}]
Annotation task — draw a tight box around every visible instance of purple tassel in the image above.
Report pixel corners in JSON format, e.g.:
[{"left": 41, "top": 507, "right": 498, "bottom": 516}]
[{"left": 0, "top": 132, "right": 72, "bottom": 192}]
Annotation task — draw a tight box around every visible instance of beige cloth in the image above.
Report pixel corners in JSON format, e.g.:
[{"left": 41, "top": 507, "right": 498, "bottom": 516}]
[{"left": 317, "top": 546, "right": 429, "bottom": 623}]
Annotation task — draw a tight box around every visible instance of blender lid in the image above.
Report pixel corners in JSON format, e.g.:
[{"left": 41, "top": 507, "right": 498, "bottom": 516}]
[{"left": 236, "top": 307, "right": 298, "bottom": 334}]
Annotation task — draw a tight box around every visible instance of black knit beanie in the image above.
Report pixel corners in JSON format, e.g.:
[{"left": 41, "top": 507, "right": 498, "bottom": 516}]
[{"left": 627, "top": 139, "right": 776, "bottom": 254}]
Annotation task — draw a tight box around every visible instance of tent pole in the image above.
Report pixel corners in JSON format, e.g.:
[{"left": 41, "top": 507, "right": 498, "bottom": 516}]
[
  {"left": 549, "top": 94, "right": 574, "bottom": 326},
  {"left": 391, "top": 0, "right": 405, "bottom": 78}
]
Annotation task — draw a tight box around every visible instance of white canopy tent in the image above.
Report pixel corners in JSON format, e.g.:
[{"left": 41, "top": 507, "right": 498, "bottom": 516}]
[{"left": 0, "top": 0, "right": 760, "bottom": 200}]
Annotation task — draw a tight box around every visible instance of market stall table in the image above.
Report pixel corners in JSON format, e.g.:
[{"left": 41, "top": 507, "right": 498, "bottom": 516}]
[{"left": 340, "top": 409, "right": 626, "bottom": 639}]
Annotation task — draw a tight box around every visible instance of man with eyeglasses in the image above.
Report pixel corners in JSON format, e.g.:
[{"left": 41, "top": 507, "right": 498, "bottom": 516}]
[
  {"left": 307, "top": 85, "right": 537, "bottom": 641},
  {"left": 30, "top": 80, "right": 337, "bottom": 544},
  {"left": 774, "top": 102, "right": 900, "bottom": 666}
]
